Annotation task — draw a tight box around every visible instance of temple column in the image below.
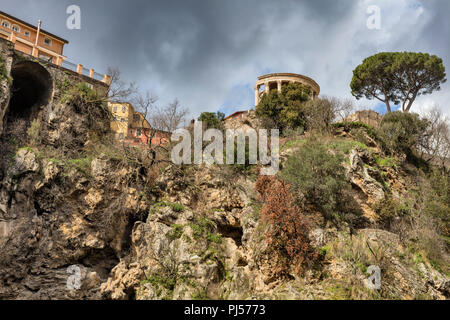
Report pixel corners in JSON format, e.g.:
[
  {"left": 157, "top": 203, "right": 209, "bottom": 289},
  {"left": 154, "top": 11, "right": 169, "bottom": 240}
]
[
  {"left": 265, "top": 82, "right": 269, "bottom": 94},
  {"left": 277, "top": 80, "right": 282, "bottom": 92},
  {"left": 255, "top": 85, "right": 260, "bottom": 106}
]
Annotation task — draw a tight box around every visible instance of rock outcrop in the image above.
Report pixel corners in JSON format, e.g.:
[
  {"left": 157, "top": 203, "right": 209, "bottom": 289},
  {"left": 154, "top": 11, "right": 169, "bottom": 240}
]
[
  {"left": 0, "top": 148, "right": 149, "bottom": 299},
  {"left": 345, "top": 110, "right": 383, "bottom": 127}
]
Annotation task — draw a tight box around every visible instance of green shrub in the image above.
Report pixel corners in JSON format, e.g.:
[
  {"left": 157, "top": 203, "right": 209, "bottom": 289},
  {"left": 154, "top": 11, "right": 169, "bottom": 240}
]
[
  {"left": 426, "top": 169, "right": 450, "bottom": 236},
  {"left": 171, "top": 203, "right": 185, "bottom": 212},
  {"left": 140, "top": 274, "right": 176, "bottom": 300},
  {"left": 372, "top": 196, "right": 411, "bottom": 226},
  {"left": 333, "top": 121, "right": 372, "bottom": 131},
  {"left": 198, "top": 112, "right": 225, "bottom": 129},
  {"left": 281, "top": 140, "right": 356, "bottom": 220},
  {"left": 60, "top": 82, "right": 110, "bottom": 134},
  {"left": 377, "top": 111, "right": 428, "bottom": 156},
  {"left": 60, "top": 82, "right": 101, "bottom": 105},
  {"left": 169, "top": 224, "right": 184, "bottom": 240},
  {"left": 375, "top": 156, "right": 396, "bottom": 168},
  {"left": 65, "top": 156, "right": 93, "bottom": 176},
  {"left": 189, "top": 217, "right": 221, "bottom": 244},
  {"left": 150, "top": 201, "right": 185, "bottom": 214},
  {"left": 230, "top": 139, "right": 256, "bottom": 172},
  {"left": 256, "top": 82, "right": 311, "bottom": 133},
  {"left": 328, "top": 139, "right": 369, "bottom": 155},
  {"left": 27, "top": 119, "right": 41, "bottom": 146},
  {"left": 207, "top": 233, "right": 222, "bottom": 244}
]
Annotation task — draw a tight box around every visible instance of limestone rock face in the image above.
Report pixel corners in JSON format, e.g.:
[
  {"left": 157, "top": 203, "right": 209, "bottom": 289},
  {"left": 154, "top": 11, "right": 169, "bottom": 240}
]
[
  {"left": 348, "top": 147, "right": 385, "bottom": 205},
  {"left": 9, "top": 149, "right": 40, "bottom": 176},
  {"left": 0, "top": 150, "right": 149, "bottom": 299},
  {"left": 100, "top": 165, "right": 265, "bottom": 300},
  {"left": 0, "top": 148, "right": 448, "bottom": 300}
]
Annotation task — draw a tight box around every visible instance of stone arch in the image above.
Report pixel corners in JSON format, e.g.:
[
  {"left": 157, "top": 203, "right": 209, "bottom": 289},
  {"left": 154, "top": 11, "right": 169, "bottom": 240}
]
[{"left": 7, "top": 60, "right": 53, "bottom": 120}]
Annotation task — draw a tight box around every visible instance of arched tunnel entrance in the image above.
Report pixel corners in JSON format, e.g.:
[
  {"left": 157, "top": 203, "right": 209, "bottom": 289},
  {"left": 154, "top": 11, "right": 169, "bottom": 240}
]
[
  {"left": 7, "top": 61, "right": 53, "bottom": 120},
  {"left": 0, "top": 61, "right": 53, "bottom": 176},
  {"left": 2, "top": 61, "right": 53, "bottom": 143}
]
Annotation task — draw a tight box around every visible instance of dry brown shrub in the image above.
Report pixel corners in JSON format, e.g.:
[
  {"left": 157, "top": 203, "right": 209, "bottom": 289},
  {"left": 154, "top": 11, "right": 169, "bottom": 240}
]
[{"left": 255, "top": 175, "right": 318, "bottom": 278}]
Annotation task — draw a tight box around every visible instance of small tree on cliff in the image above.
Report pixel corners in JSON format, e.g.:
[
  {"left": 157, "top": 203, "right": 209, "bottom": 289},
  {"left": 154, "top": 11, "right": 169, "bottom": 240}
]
[
  {"left": 377, "top": 111, "right": 429, "bottom": 156},
  {"left": 256, "top": 82, "right": 311, "bottom": 133},
  {"left": 350, "top": 52, "right": 446, "bottom": 113},
  {"left": 198, "top": 111, "right": 225, "bottom": 129}
]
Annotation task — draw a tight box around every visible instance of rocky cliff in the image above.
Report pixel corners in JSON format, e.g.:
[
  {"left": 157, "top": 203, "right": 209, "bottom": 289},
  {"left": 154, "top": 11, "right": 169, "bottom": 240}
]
[
  {"left": 0, "top": 50, "right": 448, "bottom": 299},
  {"left": 2, "top": 143, "right": 447, "bottom": 299}
]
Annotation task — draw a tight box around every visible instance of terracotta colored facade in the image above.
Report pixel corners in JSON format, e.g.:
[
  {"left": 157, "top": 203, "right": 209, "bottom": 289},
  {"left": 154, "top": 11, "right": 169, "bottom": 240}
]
[
  {"left": 126, "top": 128, "right": 171, "bottom": 148},
  {"left": 0, "top": 11, "right": 110, "bottom": 84},
  {"left": 108, "top": 102, "right": 171, "bottom": 148},
  {"left": 0, "top": 11, "right": 68, "bottom": 65}
]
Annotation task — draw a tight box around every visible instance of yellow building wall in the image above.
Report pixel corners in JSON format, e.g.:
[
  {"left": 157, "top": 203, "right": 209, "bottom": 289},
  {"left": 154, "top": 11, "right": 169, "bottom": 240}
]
[
  {"left": 109, "top": 102, "right": 134, "bottom": 140},
  {"left": 130, "top": 112, "right": 151, "bottom": 129}
]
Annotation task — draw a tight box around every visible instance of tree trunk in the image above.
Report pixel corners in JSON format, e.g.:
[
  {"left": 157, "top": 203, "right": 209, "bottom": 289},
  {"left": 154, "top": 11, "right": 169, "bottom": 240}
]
[
  {"left": 385, "top": 100, "right": 392, "bottom": 113},
  {"left": 404, "top": 91, "right": 418, "bottom": 113}
]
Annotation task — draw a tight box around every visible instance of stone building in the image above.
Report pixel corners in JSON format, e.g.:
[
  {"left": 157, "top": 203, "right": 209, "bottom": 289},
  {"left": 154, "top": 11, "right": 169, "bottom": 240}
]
[
  {"left": 223, "top": 110, "right": 260, "bottom": 132},
  {"left": 254, "top": 73, "right": 320, "bottom": 106},
  {"left": 345, "top": 110, "right": 383, "bottom": 127}
]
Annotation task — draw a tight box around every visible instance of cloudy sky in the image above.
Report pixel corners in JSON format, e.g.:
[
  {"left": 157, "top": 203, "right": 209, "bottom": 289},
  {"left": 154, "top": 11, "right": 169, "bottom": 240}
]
[{"left": 2, "top": 0, "right": 449, "bottom": 119}]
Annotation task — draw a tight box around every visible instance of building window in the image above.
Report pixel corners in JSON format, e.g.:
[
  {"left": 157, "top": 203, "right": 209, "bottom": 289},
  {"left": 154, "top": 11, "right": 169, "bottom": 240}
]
[
  {"left": 113, "top": 116, "right": 117, "bottom": 121},
  {"left": 133, "top": 114, "right": 140, "bottom": 122},
  {"left": 120, "top": 118, "right": 126, "bottom": 123},
  {"left": 24, "top": 30, "right": 30, "bottom": 37},
  {"left": 137, "top": 129, "right": 142, "bottom": 137},
  {"left": 44, "top": 37, "right": 52, "bottom": 46},
  {"left": 122, "top": 106, "right": 127, "bottom": 113},
  {"left": 112, "top": 106, "right": 117, "bottom": 112},
  {"left": 11, "top": 25, "right": 20, "bottom": 32},
  {"left": 119, "top": 133, "right": 124, "bottom": 140},
  {"left": 1, "top": 20, "right": 10, "bottom": 28}
]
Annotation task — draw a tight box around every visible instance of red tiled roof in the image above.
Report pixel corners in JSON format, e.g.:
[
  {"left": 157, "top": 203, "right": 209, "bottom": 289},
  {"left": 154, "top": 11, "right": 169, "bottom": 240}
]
[{"left": 223, "top": 111, "right": 247, "bottom": 121}]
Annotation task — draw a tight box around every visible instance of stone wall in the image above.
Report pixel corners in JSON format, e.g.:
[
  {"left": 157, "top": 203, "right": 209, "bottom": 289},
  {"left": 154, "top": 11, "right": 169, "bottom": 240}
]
[
  {"left": 345, "top": 110, "right": 383, "bottom": 127},
  {"left": 223, "top": 110, "right": 261, "bottom": 132},
  {"left": 0, "top": 37, "right": 109, "bottom": 136}
]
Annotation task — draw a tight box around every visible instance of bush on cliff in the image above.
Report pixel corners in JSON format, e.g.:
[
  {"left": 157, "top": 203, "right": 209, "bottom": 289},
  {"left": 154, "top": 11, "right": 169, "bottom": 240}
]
[
  {"left": 60, "top": 82, "right": 111, "bottom": 138},
  {"left": 256, "top": 175, "right": 318, "bottom": 277},
  {"left": 256, "top": 82, "right": 311, "bottom": 133},
  {"left": 377, "top": 111, "right": 429, "bottom": 157},
  {"left": 281, "top": 140, "right": 356, "bottom": 221}
]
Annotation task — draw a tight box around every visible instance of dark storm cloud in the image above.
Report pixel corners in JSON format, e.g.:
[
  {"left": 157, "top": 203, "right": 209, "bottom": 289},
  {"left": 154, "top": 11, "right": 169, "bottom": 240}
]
[{"left": 1, "top": 0, "right": 449, "bottom": 117}]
